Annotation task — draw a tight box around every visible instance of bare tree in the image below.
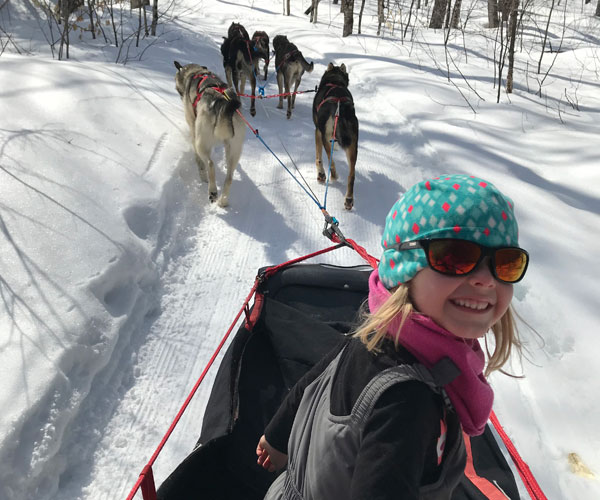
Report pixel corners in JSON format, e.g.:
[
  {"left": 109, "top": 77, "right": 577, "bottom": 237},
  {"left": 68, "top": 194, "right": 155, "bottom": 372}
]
[
  {"left": 358, "top": 0, "right": 366, "bottom": 34},
  {"left": 342, "top": 0, "right": 354, "bottom": 37},
  {"left": 430, "top": 0, "right": 448, "bottom": 28},
  {"left": 150, "top": 0, "right": 158, "bottom": 35},
  {"left": 506, "top": 0, "right": 519, "bottom": 93},
  {"left": 377, "top": 0, "right": 385, "bottom": 35},
  {"left": 488, "top": 0, "right": 499, "bottom": 27},
  {"left": 537, "top": 0, "right": 555, "bottom": 73},
  {"left": 450, "top": 0, "right": 462, "bottom": 28}
]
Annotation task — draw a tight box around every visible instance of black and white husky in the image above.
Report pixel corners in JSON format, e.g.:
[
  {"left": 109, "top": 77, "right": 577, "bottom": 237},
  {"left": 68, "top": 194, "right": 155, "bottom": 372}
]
[
  {"left": 272, "top": 35, "right": 313, "bottom": 119},
  {"left": 220, "top": 23, "right": 269, "bottom": 117},
  {"left": 174, "top": 61, "right": 246, "bottom": 207},
  {"left": 312, "top": 63, "right": 359, "bottom": 210}
]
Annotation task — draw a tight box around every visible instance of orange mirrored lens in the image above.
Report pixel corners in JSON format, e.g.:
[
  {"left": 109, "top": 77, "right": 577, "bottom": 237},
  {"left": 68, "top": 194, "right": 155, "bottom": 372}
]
[
  {"left": 494, "top": 248, "right": 528, "bottom": 282},
  {"left": 428, "top": 240, "right": 481, "bottom": 275}
]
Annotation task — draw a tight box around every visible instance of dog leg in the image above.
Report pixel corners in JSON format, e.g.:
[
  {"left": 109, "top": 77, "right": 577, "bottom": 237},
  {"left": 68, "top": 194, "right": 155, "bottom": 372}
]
[
  {"left": 195, "top": 155, "right": 209, "bottom": 183},
  {"left": 240, "top": 72, "right": 247, "bottom": 95},
  {"left": 291, "top": 77, "right": 300, "bottom": 110},
  {"left": 277, "top": 72, "right": 284, "bottom": 109},
  {"left": 344, "top": 143, "right": 357, "bottom": 210},
  {"left": 285, "top": 78, "right": 292, "bottom": 119},
  {"left": 322, "top": 137, "right": 337, "bottom": 181},
  {"left": 225, "top": 66, "right": 234, "bottom": 89},
  {"left": 195, "top": 141, "right": 218, "bottom": 202},
  {"left": 219, "top": 136, "right": 244, "bottom": 207},
  {"left": 315, "top": 129, "right": 326, "bottom": 183}
]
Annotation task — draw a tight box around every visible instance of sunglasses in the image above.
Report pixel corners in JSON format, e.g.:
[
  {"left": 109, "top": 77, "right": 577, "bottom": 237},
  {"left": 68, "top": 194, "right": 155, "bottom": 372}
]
[{"left": 392, "top": 238, "right": 529, "bottom": 284}]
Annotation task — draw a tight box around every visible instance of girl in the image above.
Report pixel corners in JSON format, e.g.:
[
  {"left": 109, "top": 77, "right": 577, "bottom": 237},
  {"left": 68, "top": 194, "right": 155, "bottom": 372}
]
[{"left": 256, "top": 174, "right": 529, "bottom": 500}]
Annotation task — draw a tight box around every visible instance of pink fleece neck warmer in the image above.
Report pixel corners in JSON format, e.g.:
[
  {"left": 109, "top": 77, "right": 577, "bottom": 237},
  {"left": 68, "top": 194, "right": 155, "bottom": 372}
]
[{"left": 368, "top": 270, "right": 493, "bottom": 436}]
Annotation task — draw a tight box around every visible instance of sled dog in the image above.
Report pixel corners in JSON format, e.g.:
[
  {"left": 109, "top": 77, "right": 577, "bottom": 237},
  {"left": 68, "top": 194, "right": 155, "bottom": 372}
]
[
  {"left": 220, "top": 23, "right": 269, "bottom": 117},
  {"left": 312, "top": 63, "right": 359, "bottom": 210},
  {"left": 174, "top": 61, "right": 245, "bottom": 207},
  {"left": 272, "top": 35, "right": 314, "bottom": 119},
  {"left": 251, "top": 30, "right": 270, "bottom": 81}
]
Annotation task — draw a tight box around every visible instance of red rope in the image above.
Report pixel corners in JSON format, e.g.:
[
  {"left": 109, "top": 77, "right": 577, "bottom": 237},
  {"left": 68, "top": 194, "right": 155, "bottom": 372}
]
[
  {"left": 125, "top": 242, "right": 346, "bottom": 500},
  {"left": 125, "top": 276, "right": 262, "bottom": 500},
  {"left": 489, "top": 411, "right": 548, "bottom": 500}
]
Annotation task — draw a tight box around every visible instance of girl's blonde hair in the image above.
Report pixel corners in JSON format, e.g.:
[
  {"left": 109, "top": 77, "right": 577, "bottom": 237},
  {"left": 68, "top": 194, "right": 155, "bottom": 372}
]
[{"left": 352, "top": 284, "right": 523, "bottom": 377}]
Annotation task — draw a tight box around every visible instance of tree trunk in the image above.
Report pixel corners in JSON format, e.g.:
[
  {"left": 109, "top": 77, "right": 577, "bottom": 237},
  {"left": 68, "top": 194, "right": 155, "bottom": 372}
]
[
  {"left": 311, "top": 0, "right": 319, "bottom": 22},
  {"left": 450, "top": 0, "right": 462, "bottom": 29},
  {"left": 596, "top": 0, "right": 600, "bottom": 16},
  {"left": 150, "top": 0, "right": 158, "bottom": 36},
  {"left": 342, "top": 0, "right": 354, "bottom": 37},
  {"left": 377, "top": 0, "right": 385, "bottom": 35},
  {"left": 488, "top": 0, "right": 499, "bottom": 28},
  {"left": 430, "top": 0, "right": 448, "bottom": 28},
  {"left": 87, "top": 0, "right": 96, "bottom": 39},
  {"left": 506, "top": 0, "right": 519, "bottom": 93},
  {"left": 537, "top": 0, "right": 555, "bottom": 73},
  {"left": 358, "top": 0, "right": 366, "bottom": 34}
]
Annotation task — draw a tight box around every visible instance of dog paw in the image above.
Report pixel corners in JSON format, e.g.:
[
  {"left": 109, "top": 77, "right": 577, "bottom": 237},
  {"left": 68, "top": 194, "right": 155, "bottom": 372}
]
[
  {"left": 250, "top": 108, "right": 256, "bottom": 117},
  {"left": 217, "top": 196, "right": 229, "bottom": 208},
  {"left": 344, "top": 198, "right": 354, "bottom": 210},
  {"left": 209, "top": 191, "right": 218, "bottom": 203},
  {"left": 331, "top": 170, "right": 338, "bottom": 181},
  {"left": 277, "top": 103, "right": 283, "bottom": 109},
  {"left": 317, "top": 172, "right": 326, "bottom": 183},
  {"left": 286, "top": 111, "right": 291, "bottom": 119}
]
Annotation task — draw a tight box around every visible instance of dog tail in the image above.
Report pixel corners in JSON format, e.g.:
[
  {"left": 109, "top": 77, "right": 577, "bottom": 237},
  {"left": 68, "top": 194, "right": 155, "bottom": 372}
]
[
  {"left": 301, "top": 57, "right": 314, "bottom": 73},
  {"left": 216, "top": 87, "right": 242, "bottom": 136}
]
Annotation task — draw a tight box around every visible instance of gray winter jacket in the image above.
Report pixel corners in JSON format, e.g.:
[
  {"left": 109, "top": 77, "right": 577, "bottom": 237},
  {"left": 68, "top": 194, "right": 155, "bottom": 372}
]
[{"left": 264, "top": 346, "right": 466, "bottom": 500}]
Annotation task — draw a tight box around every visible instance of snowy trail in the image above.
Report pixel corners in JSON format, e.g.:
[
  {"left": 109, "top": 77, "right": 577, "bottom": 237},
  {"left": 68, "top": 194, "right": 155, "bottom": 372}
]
[
  {"left": 11, "top": 2, "right": 595, "bottom": 499},
  {"left": 52, "top": 19, "right": 450, "bottom": 499}
]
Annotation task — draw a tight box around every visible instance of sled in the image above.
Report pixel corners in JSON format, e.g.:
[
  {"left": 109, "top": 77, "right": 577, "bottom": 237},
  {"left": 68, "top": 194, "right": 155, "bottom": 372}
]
[{"left": 155, "top": 262, "right": 523, "bottom": 500}]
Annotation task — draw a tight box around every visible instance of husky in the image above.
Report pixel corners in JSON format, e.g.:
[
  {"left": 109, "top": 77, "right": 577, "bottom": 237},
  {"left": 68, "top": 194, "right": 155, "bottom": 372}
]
[
  {"left": 251, "top": 30, "right": 270, "bottom": 81},
  {"left": 174, "top": 61, "right": 246, "bottom": 207},
  {"left": 312, "top": 63, "right": 359, "bottom": 210},
  {"left": 272, "top": 35, "right": 314, "bottom": 119},
  {"left": 220, "top": 23, "right": 268, "bottom": 117}
]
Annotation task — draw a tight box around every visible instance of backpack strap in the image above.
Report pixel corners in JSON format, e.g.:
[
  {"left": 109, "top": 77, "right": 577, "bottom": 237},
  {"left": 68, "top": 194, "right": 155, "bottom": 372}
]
[{"left": 351, "top": 357, "right": 460, "bottom": 427}]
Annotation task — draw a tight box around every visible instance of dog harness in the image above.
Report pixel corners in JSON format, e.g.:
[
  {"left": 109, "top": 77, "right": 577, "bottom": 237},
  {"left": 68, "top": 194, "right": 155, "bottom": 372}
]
[
  {"left": 191, "top": 73, "right": 227, "bottom": 113},
  {"left": 316, "top": 83, "right": 353, "bottom": 112}
]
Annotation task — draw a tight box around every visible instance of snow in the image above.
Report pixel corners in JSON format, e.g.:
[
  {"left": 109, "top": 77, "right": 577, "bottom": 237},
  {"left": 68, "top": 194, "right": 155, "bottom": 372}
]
[{"left": 1, "top": 0, "right": 599, "bottom": 498}]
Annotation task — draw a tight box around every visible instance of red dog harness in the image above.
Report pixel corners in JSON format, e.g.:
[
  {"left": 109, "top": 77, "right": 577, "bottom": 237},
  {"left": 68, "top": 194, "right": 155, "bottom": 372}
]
[
  {"left": 192, "top": 73, "right": 227, "bottom": 113},
  {"left": 316, "top": 83, "right": 352, "bottom": 112}
]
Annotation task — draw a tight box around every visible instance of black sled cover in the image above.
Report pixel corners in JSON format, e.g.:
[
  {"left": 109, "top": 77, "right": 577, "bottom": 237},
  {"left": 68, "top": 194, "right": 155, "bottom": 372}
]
[{"left": 157, "top": 264, "right": 520, "bottom": 500}]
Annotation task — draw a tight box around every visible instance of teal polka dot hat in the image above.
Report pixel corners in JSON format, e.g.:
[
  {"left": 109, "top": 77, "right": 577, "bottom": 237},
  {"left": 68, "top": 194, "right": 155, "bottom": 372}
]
[{"left": 378, "top": 174, "right": 520, "bottom": 288}]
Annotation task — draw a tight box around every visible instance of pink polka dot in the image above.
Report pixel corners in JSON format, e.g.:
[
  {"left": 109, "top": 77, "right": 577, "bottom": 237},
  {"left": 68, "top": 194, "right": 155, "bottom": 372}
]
[
  {"left": 393, "top": 210, "right": 397, "bottom": 219},
  {"left": 408, "top": 205, "right": 413, "bottom": 213},
  {"left": 453, "top": 226, "right": 461, "bottom": 233},
  {"left": 484, "top": 228, "right": 490, "bottom": 236},
  {"left": 384, "top": 240, "right": 388, "bottom": 248},
  {"left": 395, "top": 234, "right": 401, "bottom": 243},
  {"left": 453, "top": 183, "right": 460, "bottom": 190},
  {"left": 479, "top": 181, "right": 487, "bottom": 188},
  {"left": 425, "top": 181, "right": 432, "bottom": 191},
  {"left": 442, "top": 202, "right": 451, "bottom": 212},
  {"left": 501, "top": 211, "right": 508, "bottom": 221},
  {"left": 390, "top": 259, "right": 396, "bottom": 269},
  {"left": 412, "top": 223, "right": 420, "bottom": 234}
]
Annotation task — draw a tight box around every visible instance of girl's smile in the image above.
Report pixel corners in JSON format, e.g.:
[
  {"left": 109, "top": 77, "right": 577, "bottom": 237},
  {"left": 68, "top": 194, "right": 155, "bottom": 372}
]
[{"left": 410, "top": 257, "right": 513, "bottom": 339}]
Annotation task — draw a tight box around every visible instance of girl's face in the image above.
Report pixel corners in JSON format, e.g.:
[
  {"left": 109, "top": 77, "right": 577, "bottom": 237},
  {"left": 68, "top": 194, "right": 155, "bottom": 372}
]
[{"left": 409, "top": 257, "right": 513, "bottom": 339}]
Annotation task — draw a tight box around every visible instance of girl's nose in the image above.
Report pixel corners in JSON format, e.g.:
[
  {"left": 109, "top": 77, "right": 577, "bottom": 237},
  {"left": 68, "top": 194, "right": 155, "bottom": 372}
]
[{"left": 468, "top": 257, "right": 496, "bottom": 287}]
